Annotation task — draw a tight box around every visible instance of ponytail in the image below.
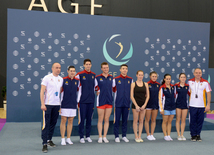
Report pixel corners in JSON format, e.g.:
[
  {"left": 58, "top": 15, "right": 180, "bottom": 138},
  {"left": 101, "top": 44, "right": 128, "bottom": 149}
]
[{"left": 162, "top": 74, "right": 171, "bottom": 85}]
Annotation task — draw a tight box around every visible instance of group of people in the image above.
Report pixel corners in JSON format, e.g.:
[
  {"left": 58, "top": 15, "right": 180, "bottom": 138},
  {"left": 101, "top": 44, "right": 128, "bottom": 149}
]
[{"left": 40, "top": 59, "right": 211, "bottom": 153}]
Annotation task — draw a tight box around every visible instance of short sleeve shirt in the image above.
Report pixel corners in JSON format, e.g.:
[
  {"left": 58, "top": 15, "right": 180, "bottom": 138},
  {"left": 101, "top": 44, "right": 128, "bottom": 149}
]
[{"left": 41, "top": 73, "right": 63, "bottom": 105}]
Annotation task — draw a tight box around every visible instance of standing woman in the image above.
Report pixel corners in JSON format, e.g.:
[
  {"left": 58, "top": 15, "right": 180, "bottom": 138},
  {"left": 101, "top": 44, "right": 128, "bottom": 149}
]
[
  {"left": 174, "top": 73, "right": 189, "bottom": 141},
  {"left": 95, "top": 62, "right": 113, "bottom": 143},
  {"left": 145, "top": 71, "right": 160, "bottom": 140},
  {"left": 130, "top": 70, "right": 150, "bottom": 142},
  {"left": 159, "top": 74, "right": 176, "bottom": 141}
]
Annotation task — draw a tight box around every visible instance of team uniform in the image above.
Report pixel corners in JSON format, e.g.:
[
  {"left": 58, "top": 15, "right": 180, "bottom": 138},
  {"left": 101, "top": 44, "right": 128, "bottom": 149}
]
[
  {"left": 188, "top": 77, "right": 212, "bottom": 137},
  {"left": 159, "top": 83, "right": 176, "bottom": 115},
  {"left": 113, "top": 74, "right": 133, "bottom": 138},
  {"left": 132, "top": 82, "right": 146, "bottom": 109},
  {"left": 95, "top": 74, "right": 113, "bottom": 109},
  {"left": 75, "top": 70, "right": 96, "bottom": 139},
  {"left": 174, "top": 83, "right": 189, "bottom": 109},
  {"left": 61, "top": 76, "right": 80, "bottom": 117},
  {"left": 146, "top": 80, "right": 160, "bottom": 109},
  {"left": 41, "top": 73, "right": 63, "bottom": 145}
]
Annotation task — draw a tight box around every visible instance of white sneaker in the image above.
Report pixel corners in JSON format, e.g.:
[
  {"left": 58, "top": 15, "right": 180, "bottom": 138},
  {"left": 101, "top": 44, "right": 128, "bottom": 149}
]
[
  {"left": 150, "top": 135, "right": 156, "bottom": 140},
  {"left": 98, "top": 137, "right": 102, "bottom": 143},
  {"left": 86, "top": 137, "right": 92, "bottom": 143},
  {"left": 115, "top": 137, "right": 120, "bottom": 143},
  {"left": 177, "top": 136, "right": 182, "bottom": 141},
  {"left": 181, "top": 136, "right": 186, "bottom": 141},
  {"left": 103, "top": 137, "right": 109, "bottom": 143},
  {"left": 80, "top": 138, "right": 85, "bottom": 143},
  {"left": 122, "top": 137, "right": 129, "bottom": 142},
  {"left": 61, "top": 138, "right": 66, "bottom": 145},
  {"left": 147, "top": 135, "right": 153, "bottom": 141},
  {"left": 164, "top": 136, "right": 170, "bottom": 141},
  {"left": 66, "top": 138, "right": 73, "bottom": 145},
  {"left": 168, "top": 136, "right": 173, "bottom": 141}
]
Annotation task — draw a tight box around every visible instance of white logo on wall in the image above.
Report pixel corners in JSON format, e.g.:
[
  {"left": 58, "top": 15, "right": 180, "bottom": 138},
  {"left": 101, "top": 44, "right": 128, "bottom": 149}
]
[
  {"left": 203, "top": 46, "right": 206, "bottom": 51},
  {"left": 203, "top": 58, "right": 206, "bottom": 63},
  {"left": 192, "top": 46, "right": 197, "bottom": 51},
  {"left": 161, "top": 68, "right": 165, "bottom": 73},
  {"left": 73, "top": 46, "right": 78, "bottom": 52},
  {"left": 144, "top": 73, "right": 149, "bottom": 79},
  {"left": 13, "top": 50, "right": 19, "bottom": 56},
  {"left": 54, "top": 39, "right": 59, "bottom": 45},
  {"left": 68, "top": 40, "right": 72, "bottom": 45},
  {"left": 48, "top": 45, "right": 52, "bottom": 51},
  {"left": 13, "top": 77, "right": 18, "bottom": 83},
  {"left": 144, "top": 61, "right": 149, "bottom": 67},
  {"left": 34, "top": 44, "right": 39, "bottom": 50},
  {"left": 188, "top": 40, "right": 191, "bottom": 45},
  {"left": 67, "top": 53, "right": 71, "bottom": 58},
  {"left": 187, "top": 63, "right": 191, "bottom": 68},
  {"left": 28, "top": 38, "right": 32, "bottom": 43},
  {"left": 27, "top": 51, "right": 32, "bottom": 57},
  {"left": 73, "top": 33, "right": 79, "bottom": 39},
  {"left": 86, "top": 47, "right": 90, "bottom": 53},
  {"left": 156, "top": 50, "right": 159, "bottom": 55},
  {"left": 177, "top": 39, "right": 182, "bottom": 44},
  {"left": 12, "top": 91, "right": 18, "bottom": 96},
  {"left": 48, "top": 58, "right": 52, "bottom": 64},
  {"left": 156, "top": 62, "right": 159, "bottom": 67},
  {"left": 33, "top": 84, "right": 39, "bottom": 90},
  {"left": 156, "top": 38, "right": 160, "bottom": 43},
  {"left": 48, "top": 32, "right": 52, "bottom": 38},
  {"left": 87, "top": 34, "right": 91, "bottom": 40},
  {"left": 34, "top": 31, "right": 40, "bottom": 37},
  {"left": 33, "top": 71, "right": 39, "bottom": 77},
  {"left": 192, "top": 57, "right": 196, "bottom": 62},
  {"left": 172, "top": 68, "right": 175, "bottom": 73},
  {"left": 145, "top": 37, "right": 150, "bottom": 43},
  {"left": 177, "top": 62, "right": 181, "bottom": 67},
  {"left": 13, "top": 64, "right": 19, "bottom": 70},
  {"left": 161, "top": 56, "right": 165, "bottom": 61},
  {"left": 27, "top": 91, "right": 31, "bottom": 97},
  {"left": 161, "top": 44, "right": 166, "bottom": 49},
  {"left": 27, "top": 78, "right": 31, "bottom": 83},
  {"left": 13, "top": 37, "right": 19, "bottom": 43},
  {"left": 34, "top": 58, "right": 39, "bottom": 64},
  {"left": 177, "top": 51, "right": 181, "bottom": 56},
  {"left": 54, "top": 52, "right": 59, "bottom": 58},
  {"left": 145, "top": 49, "right": 149, "bottom": 55},
  {"left": 73, "top": 59, "right": 78, "bottom": 65},
  {"left": 27, "top": 64, "right": 32, "bottom": 70}
]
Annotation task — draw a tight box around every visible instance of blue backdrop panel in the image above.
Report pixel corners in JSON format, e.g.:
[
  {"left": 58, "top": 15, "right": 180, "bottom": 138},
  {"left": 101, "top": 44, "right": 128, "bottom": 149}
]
[{"left": 7, "top": 9, "right": 210, "bottom": 122}]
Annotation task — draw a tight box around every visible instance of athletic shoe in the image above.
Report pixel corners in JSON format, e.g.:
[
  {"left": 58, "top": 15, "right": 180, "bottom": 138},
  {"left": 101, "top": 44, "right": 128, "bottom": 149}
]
[
  {"left": 191, "top": 136, "right": 197, "bottom": 142},
  {"left": 164, "top": 136, "right": 170, "bottom": 141},
  {"left": 181, "top": 136, "right": 186, "bottom": 141},
  {"left": 47, "top": 140, "right": 56, "bottom": 147},
  {"left": 196, "top": 135, "right": 202, "bottom": 142},
  {"left": 122, "top": 137, "right": 129, "bottom": 142},
  {"left": 135, "top": 138, "right": 141, "bottom": 143},
  {"left": 42, "top": 144, "right": 48, "bottom": 153},
  {"left": 103, "top": 137, "right": 109, "bottom": 143},
  {"left": 177, "top": 136, "right": 182, "bottom": 141},
  {"left": 66, "top": 138, "right": 73, "bottom": 145},
  {"left": 98, "top": 137, "right": 102, "bottom": 143},
  {"left": 139, "top": 138, "right": 144, "bottom": 142},
  {"left": 61, "top": 138, "right": 66, "bottom": 145},
  {"left": 168, "top": 136, "right": 173, "bottom": 141},
  {"left": 150, "top": 135, "right": 156, "bottom": 140},
  {"left": 80, "top": 138, "right": 85, "bottom": 143},
  {"left": 86, "top": 137, "right": 92, "bottom": 142},
  {"left": 115, "top": 137, "right": 120, "bottom": 143},
  {"left": 147, "top": 135, "right": 153, "bottom": 141}
]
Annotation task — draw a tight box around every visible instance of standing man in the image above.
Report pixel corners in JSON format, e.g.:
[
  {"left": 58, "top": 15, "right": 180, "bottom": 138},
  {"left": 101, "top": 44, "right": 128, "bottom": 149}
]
[
  {"left": 188, "top": 68, "right": 211, "bottom": 141},
  {"left": 76, "top": 59, "right": 96, "bottom": 143},
  {"left": 60, "top": 66, "right": 80, "bottom": 145},
  {"left": 40, "top": 63, "right": 63, "bottom": 153},
  {"left": 113, "top": 64, "right": 133, "bottom": 143}
]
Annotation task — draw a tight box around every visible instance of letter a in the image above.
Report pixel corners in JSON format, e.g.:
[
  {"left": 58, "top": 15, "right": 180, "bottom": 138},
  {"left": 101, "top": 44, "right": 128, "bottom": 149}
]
[{"left": 28, "top": 0, "right": 48, "bottom": 12}]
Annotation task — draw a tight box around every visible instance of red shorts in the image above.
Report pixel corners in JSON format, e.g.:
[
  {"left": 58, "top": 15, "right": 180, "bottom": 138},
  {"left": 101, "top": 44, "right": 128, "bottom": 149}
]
[{"left": 97, "top": 104, "right": 113, "bottom": 109}]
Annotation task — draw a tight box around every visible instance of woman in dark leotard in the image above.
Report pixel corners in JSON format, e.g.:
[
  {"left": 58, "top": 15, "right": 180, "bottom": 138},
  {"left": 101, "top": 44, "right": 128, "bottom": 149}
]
[{"left": 130, "top": 70, "right": 150, "bottom": 142}]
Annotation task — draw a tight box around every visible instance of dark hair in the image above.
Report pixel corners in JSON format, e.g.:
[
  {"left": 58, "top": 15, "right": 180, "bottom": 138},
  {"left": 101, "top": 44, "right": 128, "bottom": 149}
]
[
  {"left": 101, "top": 62, "right": 108, "bottom": 68},
  {"left": 120, "top": 64, "right": 128, "bottom": 69},
  {"left": 136, "top": 70, "right": 144, "bottom": 75},
  {"left": 179, "top": 73, "right": 186, "bottom": 78},
  {"left": 83, "top": 59, "right": 91, "bottom": 65},
  {"left": 149, "top": 71, "right": 157, "bottom": 76},
  {"left": 162, "top": 74, "right": 171, "bottom": 85},
  {"left": 67, "top": 65, "right": 75, "bottom": 71}
]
